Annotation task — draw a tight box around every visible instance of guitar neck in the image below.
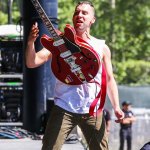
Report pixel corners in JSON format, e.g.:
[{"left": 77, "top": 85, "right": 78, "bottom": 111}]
[{"left": 31, "top": 0, "right": 61, "bottom": 41}]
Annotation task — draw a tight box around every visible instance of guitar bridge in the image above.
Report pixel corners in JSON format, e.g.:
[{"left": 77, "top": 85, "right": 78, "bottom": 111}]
[{"left": 64, "top": 55, "right": 81, "bottom": 72}]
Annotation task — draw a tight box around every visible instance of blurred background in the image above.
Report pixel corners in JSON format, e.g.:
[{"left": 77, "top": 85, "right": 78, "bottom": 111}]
[{"left": 0, "top": 0, "right": 150, "bottom": 150}]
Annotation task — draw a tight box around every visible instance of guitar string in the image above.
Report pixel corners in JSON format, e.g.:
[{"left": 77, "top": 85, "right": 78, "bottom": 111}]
[
  {"left": 33, "top": 1, "right": 68, "bottom": 54},
  {"left": 58, "top": 44, "right": 68, "bottom": 53},
  {"left": 34, "top": 2, "right": 61, "bottom": 41}
]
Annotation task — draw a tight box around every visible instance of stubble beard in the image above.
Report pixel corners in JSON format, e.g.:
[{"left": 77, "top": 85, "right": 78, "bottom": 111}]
[{"left": 74, "top": 24, "right": 87, "bottom": 34}]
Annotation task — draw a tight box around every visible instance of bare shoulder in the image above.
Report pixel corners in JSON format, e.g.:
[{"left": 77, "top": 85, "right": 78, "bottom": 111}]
[{"left": 102, "top": 44, "right": 111, "bottom": 59}]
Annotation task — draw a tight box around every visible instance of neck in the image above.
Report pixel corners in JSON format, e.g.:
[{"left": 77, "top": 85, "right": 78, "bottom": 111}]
[{"left": 76, "top": 29, "right": 91, "bottom": 41}]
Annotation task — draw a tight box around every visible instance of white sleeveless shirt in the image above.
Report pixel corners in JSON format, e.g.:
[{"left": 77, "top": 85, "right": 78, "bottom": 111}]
[{"left": 54, "top": 36, "right": 105, "bottom": 114}]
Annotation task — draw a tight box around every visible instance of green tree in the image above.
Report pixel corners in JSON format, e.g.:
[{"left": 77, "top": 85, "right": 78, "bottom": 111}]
[
  {"left": 1, "top": 0, "right": 149, "bottom": 85},
  {"left": 114, "top": 60, "right": 150, "bottom": 85},
  {"left": 0, "top": 11, "right": 8, "bottom": 24},
  {"left": 0, "top": 0, "right": 21, "bottom": 25},
  {"left": 58, "top": 0, "right": 150, "bottom": 85}
]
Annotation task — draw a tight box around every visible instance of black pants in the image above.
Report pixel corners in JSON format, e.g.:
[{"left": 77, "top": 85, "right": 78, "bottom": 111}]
[{"left": 119, "top": 129, "right": 132, "bottom": 150}]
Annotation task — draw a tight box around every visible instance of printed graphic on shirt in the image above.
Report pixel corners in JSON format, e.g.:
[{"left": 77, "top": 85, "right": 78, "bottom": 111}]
[{"left": 129, "top": 112, "right": 132, "bottom": 117}]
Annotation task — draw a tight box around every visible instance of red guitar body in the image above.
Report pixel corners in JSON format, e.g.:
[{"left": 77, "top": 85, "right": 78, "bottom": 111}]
[{"left": 41, "top": 25, "right": 101, "bottom": 85}]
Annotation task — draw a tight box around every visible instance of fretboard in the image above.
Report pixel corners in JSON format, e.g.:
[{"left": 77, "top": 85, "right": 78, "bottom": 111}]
[{"left": 31, "top": 0, "right": 61, "bottom": 41}]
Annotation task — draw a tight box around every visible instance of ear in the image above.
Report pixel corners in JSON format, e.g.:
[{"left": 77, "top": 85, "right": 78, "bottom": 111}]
[{"left": 91, "top": 17, "right": 96, "bottom": 24}]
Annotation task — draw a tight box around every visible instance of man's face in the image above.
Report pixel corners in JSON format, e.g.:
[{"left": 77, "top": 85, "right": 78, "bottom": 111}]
[
  {"left": 73, "top": 4, "right": 95, "bottom": 33},
  {"left": 123, "top": 105, "right": 131, "bottom": 111}
]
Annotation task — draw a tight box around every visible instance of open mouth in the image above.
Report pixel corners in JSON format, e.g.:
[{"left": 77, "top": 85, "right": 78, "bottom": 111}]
[
  {"left": 76, "top": 20, "right": 83, "bottom": 23},
  {"left": 76, "top": 20, "right": 83, "bottom": 26}
]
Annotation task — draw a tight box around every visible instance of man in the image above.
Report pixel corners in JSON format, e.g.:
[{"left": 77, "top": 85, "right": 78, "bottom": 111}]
[
  {"left": 26, "top": 1, "right": 124, "bottom": 150},
  {"left": 119, "top": 101, "right": 136, "bottom": 150},
  {"left": 103, "top": 108, "right": 111, "bottom": 135}
]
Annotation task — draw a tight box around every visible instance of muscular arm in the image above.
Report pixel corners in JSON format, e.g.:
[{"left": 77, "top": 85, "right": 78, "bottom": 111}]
[
  {"left": 102, "top": 44, "right": 124, "bottom": 123},
  {"left": 122, "top": 115, "right": 137, "bottom": 124},
  {"left": 25, "top": 22, "right": 52, "bottom": 68}
]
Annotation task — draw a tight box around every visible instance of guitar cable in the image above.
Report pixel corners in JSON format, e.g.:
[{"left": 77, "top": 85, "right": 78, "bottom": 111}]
[{"left": 86, "top": 78, "right": 98, "bottom": 150}]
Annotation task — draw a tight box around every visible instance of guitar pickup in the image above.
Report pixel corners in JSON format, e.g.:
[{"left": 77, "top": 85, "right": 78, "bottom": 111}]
[
  {"left": 53, "top": 39, "right": 65, "bottom": 46},
  {"left": 60, "top": 51, "right": 72, "bottom": 58}
]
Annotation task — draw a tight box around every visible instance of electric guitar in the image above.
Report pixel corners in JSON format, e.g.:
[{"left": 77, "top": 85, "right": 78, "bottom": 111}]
[{"left": 31, "top": 0, "right": 101, "bottom": 85}]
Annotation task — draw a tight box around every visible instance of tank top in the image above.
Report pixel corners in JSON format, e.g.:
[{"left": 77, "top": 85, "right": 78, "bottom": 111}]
[{"left": 54, "top": 36, "right": 105, "bottom": 114}]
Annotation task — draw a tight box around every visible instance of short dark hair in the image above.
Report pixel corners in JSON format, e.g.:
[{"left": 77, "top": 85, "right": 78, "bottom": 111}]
[
  {"left": 122, "top": 101, "right": 132, "bottom": 106},
  {"left": 75, "top": 1, "right": 95, "bottom": 16}
]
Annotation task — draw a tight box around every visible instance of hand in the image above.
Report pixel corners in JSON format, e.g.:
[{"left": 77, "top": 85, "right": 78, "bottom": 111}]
[
  {"left": 107, "top": 131, "right": 110, "bottom": 135},
  {"left": 27, "top": 22, "right": 39, "bottom": 44},
  {"left": 114, "top": 108, "right": 124, "bottom": 123},
  {"left": 122, "top": 118, "right": 131, "bottom": 124}
]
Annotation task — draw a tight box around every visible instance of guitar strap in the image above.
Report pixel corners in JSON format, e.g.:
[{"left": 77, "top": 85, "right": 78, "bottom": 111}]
[{"left": 89, "top": 62, "right": 107, "bottom": 117}]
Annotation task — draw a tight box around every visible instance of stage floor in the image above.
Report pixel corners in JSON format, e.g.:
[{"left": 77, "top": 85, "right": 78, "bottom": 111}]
[{"left": 0, "top": 138, "right": 84, "bottom": 150}]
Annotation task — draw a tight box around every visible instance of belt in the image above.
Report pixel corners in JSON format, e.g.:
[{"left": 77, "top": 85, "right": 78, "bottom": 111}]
[{"left": 121, "top": 127, "right": 131, "bottom": 130}]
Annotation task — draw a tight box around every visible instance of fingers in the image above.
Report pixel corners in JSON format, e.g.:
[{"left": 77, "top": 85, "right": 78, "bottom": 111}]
[
  {"left": 115, "top": 114, "right": 124, "bottom": 123},
  {"left": 114, "top": 109, "right": 125, "bottom": 123},
  {"left": 115, "top": 117, "right": 124, "bottom": 123},
  {"left": 27, "top": 22, "right": 39, "bottom": 43},
  {"left": 115, "top": 118, "right": 124, "bottom": 123},
  {"left": 30, "top": 22, "right": 39, "bottom": 38},
  {"left": 31, "top": 22, "right": 38, "bottom": 30},
  {"left": 116, "top": 113, "right": 124, "bottom": 119},
  {"left": 35, "top": 22, "right": 38, "bottom": 28}
]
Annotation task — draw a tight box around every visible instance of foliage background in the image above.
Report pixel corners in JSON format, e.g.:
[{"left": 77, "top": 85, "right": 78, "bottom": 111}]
[{"left": 0, "top": 0, "right": 150, "bottom": 85}]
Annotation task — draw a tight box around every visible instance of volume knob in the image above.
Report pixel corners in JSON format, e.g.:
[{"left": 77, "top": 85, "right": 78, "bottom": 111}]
[
  {"left": 91, "top": 66, "right": 94, "bottom": 69},
  {"left": 93, "top": 59, "right": 97, "bottom": 62},
  {"left": 87, "top": 53, "right": 91, "bottom": 57},
  {"left": 84, "top": 60, "right": 88, "bottom": 63}
]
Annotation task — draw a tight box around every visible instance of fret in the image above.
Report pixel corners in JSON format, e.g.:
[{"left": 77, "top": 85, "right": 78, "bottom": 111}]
[
  {"left": 51, "top": 31, "right": 55, "bottom": 34},
  {"left": 48, "top": 29, "right": 57, "bottom": 34},
  {"left": 42, "top": 18, "right": 48, "bottom": 22},
  {"left": 38, "top": 9, "right": 42, "bottom": 13},
  {"left": 51, "top": 35, "right": 59, "bottom": 41},
  {"left": 31, "top": 0, "right": 61, "bottom": 41},
  {"left": 53, "top": 36, "right": 61, "bottom": 41},
  {"left": 41, "top": 15, "right": 45, "bottom": 18},
  {"left": 45, "top": 22, "right": 49, "bottom": 25},
  {"left": 52, "top": 33, "right": 57, "bottom": 36},
  {"left": 48, "top": 26, "right": 54, "bottom": 30},
  {"left": 52, "top": 35, "right": 57, "bottom": 39},
  {"left": 48, "top": 28, "right": 56, "bottom": 33},
  {"left": 53, "top": 36, "right": 57, "bottom": 39}
]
